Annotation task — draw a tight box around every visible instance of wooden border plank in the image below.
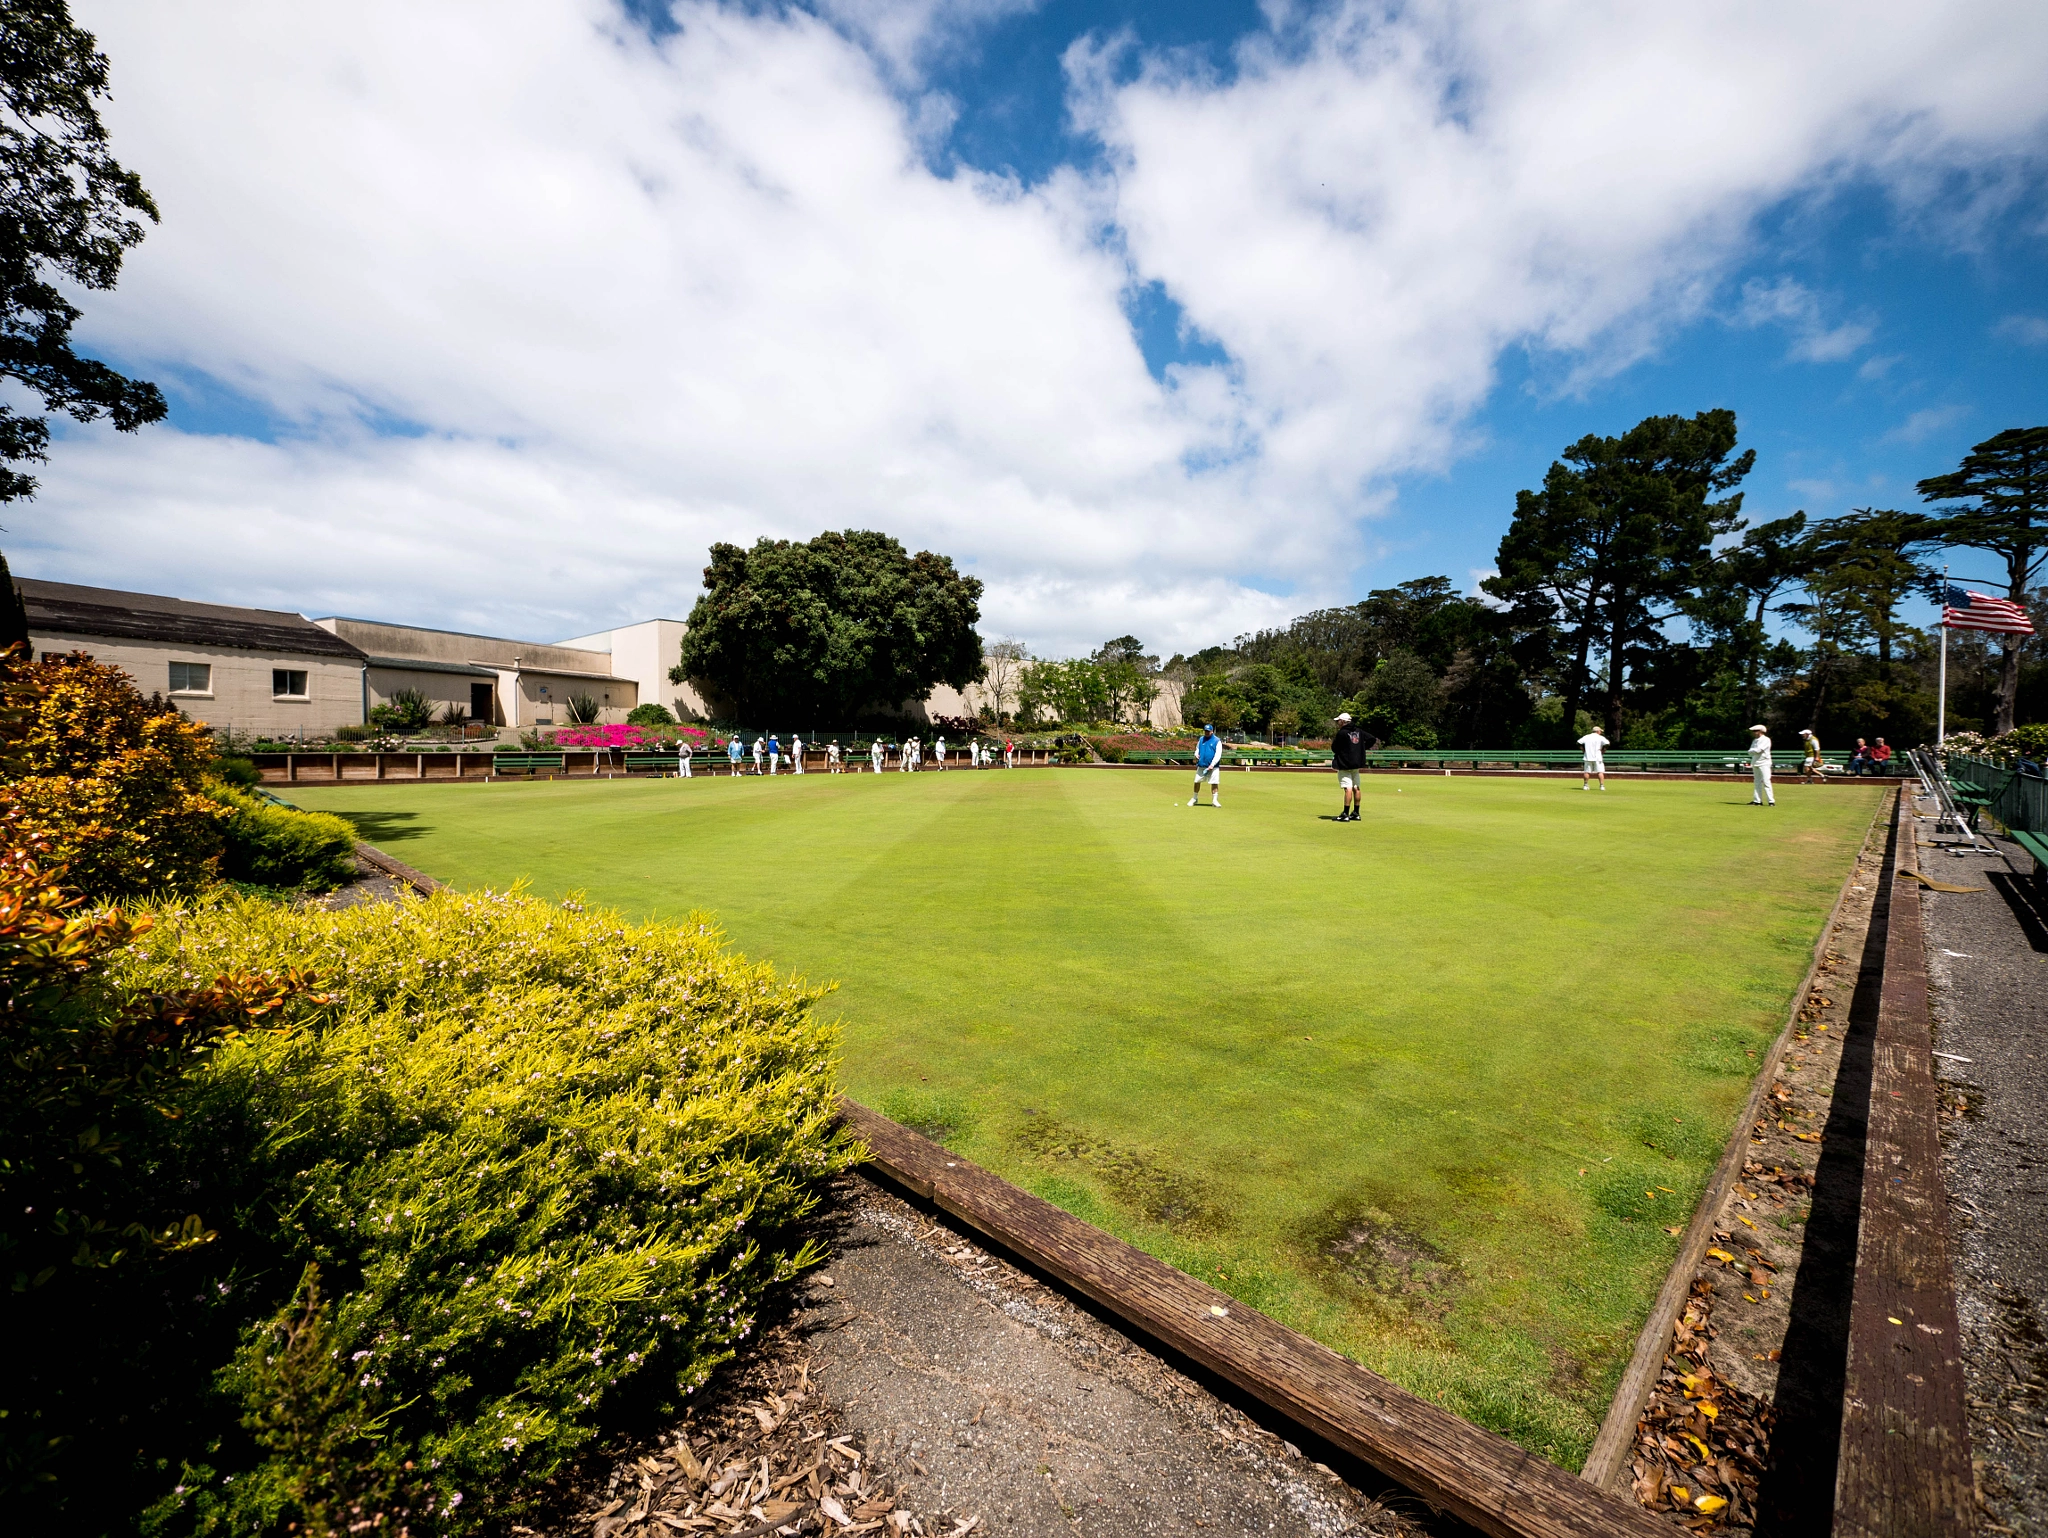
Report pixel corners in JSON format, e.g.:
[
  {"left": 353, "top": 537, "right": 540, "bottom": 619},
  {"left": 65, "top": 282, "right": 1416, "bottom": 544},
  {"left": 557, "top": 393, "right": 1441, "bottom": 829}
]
[
  {"left": 1580, "top": 786, "right": 1895, "bottom": 1488},
  {"left": 351, "top": 840, "right": 444, "bottom": 895},
  {"left": 1832, "top": 794, "right": 1975, "bottom": 1536},
  {"left": 836, "top": 1096, "right": 1671, "bottom": 1538}
]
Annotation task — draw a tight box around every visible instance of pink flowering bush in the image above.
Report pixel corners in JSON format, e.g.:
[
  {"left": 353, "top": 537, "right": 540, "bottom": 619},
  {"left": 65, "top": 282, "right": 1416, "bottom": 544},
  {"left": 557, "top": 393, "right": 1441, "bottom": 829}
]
[{"left": 551, "top": 724, "right": 712, "bottom": 750}]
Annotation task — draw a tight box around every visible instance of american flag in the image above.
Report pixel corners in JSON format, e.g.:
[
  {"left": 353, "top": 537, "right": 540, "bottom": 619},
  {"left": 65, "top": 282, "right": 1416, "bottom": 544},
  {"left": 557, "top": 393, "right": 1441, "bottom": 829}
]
[{"left": 1942, "top": 585, "right": 2036, "bottom": 636}]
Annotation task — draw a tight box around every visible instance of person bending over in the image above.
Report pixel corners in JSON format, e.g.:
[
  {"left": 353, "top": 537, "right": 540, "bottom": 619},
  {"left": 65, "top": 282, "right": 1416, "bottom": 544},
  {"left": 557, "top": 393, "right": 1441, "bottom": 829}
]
[{"left": 1577, "top": 727, "right": 1609, "bottom": 791}]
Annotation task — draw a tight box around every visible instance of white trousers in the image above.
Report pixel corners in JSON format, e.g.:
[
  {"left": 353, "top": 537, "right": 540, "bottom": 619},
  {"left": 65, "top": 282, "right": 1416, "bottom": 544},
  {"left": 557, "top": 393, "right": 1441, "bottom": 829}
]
[
  {"left": 1752, "top": 764, "right": 1774, "bottom": 804},
  {"left": 679, "top": 759, "right": 691, "bottom": 777}
]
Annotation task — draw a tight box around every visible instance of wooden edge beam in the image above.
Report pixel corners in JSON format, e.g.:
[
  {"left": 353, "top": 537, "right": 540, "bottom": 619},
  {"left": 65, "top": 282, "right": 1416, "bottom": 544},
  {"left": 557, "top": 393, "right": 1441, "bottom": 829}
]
[
  {"left": 351, "top": 840, "right": 444, "bottom": 896},
  {"left": 833, "top": 1095, "right": 1671, "bottom": 1538},
  {"left": 1832, "top": 792, "right": 1975, "bottom": 1536},
  {"left": 1580, "top": 786, "right": 1895, "bottom": 1489}
]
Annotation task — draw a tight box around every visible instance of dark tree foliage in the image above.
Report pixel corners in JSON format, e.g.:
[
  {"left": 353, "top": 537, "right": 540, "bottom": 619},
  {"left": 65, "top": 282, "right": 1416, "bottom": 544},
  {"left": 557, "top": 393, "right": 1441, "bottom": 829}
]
[
  {"left": 1487, "top": 410, "right": 1753, "bottom": 740},
  {"left": 0, "top": 2, "right": 165, "bottom": 506},
  {"left": 675, "top": 530, "right": 984, "bottom": 724},
  {"left": 0, "top": 547, "right": 25, "bottom": 647},
  {"left": 1917, "top": 426, "right": 2048, "bottom": 734}
]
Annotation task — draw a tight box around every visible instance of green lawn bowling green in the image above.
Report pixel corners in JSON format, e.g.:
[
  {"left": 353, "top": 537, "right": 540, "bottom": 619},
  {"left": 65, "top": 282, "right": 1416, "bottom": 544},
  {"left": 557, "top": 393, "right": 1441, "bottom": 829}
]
[{"left": 287, "top": 767, "right": 1880, "bottom": 1467}]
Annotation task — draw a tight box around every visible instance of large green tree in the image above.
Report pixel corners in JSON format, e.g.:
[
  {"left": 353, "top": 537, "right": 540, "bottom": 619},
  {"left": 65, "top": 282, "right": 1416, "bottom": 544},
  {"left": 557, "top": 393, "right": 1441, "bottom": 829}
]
[
  {"left": 1487, "top": 410, "right": 1752, "bottom": 740},
  {"left": 1917, "top": 426, "right": 2048, "bottom": 735},
  {"left": 0, "top": 2, "right": 165, "bottom": 505},
  {"left": 674, "top": 530, "right": 984, "bottom": 725}
]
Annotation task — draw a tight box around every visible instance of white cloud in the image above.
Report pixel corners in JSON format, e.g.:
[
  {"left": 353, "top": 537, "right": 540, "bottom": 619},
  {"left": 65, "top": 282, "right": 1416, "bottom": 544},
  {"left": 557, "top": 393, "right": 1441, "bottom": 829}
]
[
  {"left": 808, "top": 0, "right": 1041, "bottom": 84},
  {"left": 1857, "top": 352, "right": 1904, "bottom": 380},
  {"left": 1735, "top": 277, "right": 1873, "bottom": 362},
  {"left": 1995, "top": 313, "right": 2048, "bottom": 346},
  {"left": 1883, "top": 404, "right": 1971, "bottom": 445},
  {"left": 29, "top": 0, "right": 2048, "bottom": 659}
]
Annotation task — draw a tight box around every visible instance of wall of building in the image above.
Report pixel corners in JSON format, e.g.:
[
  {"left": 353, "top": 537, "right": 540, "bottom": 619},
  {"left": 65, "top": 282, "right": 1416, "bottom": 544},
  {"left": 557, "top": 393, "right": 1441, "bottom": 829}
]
[
  {"left": 319, "top": 617, "right": 640, "bottom": 727},
  {"left": 32, "top": 629, "right": 364, "bottom": 738},
  {"left": 553, "top": 619, "right": 714, "bottom": 721}
]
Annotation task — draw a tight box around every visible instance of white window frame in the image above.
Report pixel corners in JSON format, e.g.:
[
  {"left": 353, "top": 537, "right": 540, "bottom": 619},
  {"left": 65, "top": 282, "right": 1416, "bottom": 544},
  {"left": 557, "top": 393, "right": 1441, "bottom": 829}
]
[
  {"left": 168, "top": 660, "right": 213, "bottom": 696},
  {"left": 272, "top": 667, "right": 309, "bottom": 700}
]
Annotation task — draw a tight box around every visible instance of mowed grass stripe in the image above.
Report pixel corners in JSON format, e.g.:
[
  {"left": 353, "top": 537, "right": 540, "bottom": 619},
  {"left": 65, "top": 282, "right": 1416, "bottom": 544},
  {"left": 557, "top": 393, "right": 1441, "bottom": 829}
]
[{"left": 291, "top": 769, "right": 1879, "bottom": 1465}]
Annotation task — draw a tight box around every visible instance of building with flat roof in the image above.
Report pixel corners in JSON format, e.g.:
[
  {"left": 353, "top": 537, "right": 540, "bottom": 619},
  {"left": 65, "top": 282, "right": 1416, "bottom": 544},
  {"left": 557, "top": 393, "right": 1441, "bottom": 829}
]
[
  {"left": 314, "top": 617, "right": 642, "bottom": 728},
  {"left": 22, "top": 578, "right": 368, "bottom": 738}
]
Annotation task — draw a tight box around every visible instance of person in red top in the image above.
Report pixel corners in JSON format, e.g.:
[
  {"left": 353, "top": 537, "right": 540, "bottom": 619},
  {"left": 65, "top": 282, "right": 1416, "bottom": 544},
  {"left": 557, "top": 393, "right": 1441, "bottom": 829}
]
[{"left": 1869, "top": 738, "right": 1893, "bottom": 772}]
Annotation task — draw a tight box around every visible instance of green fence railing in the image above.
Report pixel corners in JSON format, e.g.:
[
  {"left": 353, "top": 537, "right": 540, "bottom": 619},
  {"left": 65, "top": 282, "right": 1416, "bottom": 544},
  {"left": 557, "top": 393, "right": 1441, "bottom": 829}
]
[{"left": 1948, "top": 755, "right": 2048, "bottom": 834}]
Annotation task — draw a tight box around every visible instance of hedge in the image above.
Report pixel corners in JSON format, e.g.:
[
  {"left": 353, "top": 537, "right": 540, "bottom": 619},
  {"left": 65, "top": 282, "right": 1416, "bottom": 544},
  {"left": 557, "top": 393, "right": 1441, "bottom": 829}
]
[
  {"left": 212, "top": 785, "right": 359, "bottom": 891},
  {"left": 9, "top": 884, "right": 855, "bottom": 1536}
]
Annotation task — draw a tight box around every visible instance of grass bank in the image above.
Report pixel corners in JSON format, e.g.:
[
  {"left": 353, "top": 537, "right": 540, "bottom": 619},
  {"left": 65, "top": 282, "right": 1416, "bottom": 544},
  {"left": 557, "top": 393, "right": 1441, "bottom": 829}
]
[{"left": 289, "top": 768, "right": 1881, "bottom": 1465}]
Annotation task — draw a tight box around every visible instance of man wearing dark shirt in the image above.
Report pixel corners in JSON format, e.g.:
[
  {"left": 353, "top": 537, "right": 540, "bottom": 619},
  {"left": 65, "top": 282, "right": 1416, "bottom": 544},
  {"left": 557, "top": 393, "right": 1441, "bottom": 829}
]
[{"left": 1330, "top": 713, "right": 1377, "bottom": 822}]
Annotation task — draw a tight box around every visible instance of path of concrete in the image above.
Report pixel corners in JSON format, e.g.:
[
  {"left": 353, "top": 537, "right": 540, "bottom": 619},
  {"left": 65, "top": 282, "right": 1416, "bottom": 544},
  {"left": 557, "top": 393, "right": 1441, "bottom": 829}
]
[{"left": 1918, "top": 811, "right": 2048, "bottom": 1534}]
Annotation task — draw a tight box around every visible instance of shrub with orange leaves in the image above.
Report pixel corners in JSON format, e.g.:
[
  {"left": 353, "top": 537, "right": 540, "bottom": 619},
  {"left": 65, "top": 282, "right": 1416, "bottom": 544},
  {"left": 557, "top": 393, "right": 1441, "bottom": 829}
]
[{"left": 0, "top": 646, "right": 227, "bottom": 897}]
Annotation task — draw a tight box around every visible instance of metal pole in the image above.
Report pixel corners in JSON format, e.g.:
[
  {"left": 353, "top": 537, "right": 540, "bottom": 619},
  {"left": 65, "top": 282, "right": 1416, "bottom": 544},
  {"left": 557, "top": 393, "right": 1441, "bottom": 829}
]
[{"left": 1936, "top": 563, "right": 1947, "bottom": 747}]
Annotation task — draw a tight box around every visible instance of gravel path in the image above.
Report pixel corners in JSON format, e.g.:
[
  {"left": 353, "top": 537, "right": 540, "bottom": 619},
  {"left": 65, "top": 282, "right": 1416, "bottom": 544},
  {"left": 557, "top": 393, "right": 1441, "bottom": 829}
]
[{"left": 1919, "top": 815, "right": 2048, "bottom": 1535}]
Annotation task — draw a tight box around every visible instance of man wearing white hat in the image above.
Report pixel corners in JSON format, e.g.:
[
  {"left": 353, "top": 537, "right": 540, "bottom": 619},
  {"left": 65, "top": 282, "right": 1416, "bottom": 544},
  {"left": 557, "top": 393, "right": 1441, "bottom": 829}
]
[{"left": 1747, "top": 725, "right": 1775, "bottom": 806}]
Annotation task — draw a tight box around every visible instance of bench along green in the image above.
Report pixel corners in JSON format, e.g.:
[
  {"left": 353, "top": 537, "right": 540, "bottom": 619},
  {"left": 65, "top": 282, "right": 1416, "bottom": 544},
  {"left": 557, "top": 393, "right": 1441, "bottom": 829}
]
[
  {"left": 621, "top": 753, "right": 682, "bottom": 775},
  {"left": 1945, "top": 766, "right": 2015, "bottom": 830},
  {"left": 490, "top": 753, "right": 566, "bottom": 777},
  {"left": 2010, "top": 828, "right": 2048, "bottom": 878}
]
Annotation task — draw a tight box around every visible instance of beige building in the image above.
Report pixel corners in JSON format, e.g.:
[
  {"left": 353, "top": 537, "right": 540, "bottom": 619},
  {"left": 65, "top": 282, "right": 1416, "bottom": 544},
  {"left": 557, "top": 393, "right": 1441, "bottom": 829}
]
[
  {"left": 22, "top": 579, "right": 368, "bottom": 738},
  {"left": 552, "top": 619, "right": 711, "bottom": 721},
  {"left": 314, "top": 617, "right": 642, "bottom": 728}
]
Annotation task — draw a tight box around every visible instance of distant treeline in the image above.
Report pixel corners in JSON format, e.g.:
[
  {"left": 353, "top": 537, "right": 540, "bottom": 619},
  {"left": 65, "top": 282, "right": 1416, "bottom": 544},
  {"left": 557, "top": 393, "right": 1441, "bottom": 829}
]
[{"left": 1036, "top": 413, "right": 2047, "bottom": 749}]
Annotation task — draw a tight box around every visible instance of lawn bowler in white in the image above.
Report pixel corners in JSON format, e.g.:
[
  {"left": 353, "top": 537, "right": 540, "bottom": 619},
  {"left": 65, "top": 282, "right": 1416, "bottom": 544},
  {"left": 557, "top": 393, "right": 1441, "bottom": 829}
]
[
  {"left": 1189, "top": 724, "right": 1224, "bottom": 807},
  {"left": 934, "top": 734, "right": 947, "bottom": 769},
  {"left": 728, "top": 735, "right": 744, "bottom": 776},
  {"left": 1577, "top": 728, "right": 1609, "bottom": 791},
  {"left": 1748, "top": 725, "right": 1775, "bottom": 805},
  {"left": 676, "top": 735, "right": 692, "bottom": 778},
  {"left": 828, "top": 741, "right": 842, "bottom": 773},
  {"left": 870, "top": 738, "right": 885, "bottom": 774},
  {"left": 791, "top": 734, "right": 804, "bottom": 773},
  {"left": 751, "top": 735, "right": 765, "bottom": 775}
]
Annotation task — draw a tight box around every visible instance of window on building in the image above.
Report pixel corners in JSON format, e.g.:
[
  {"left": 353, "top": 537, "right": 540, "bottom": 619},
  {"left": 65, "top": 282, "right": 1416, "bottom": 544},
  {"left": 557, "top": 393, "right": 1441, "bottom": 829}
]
[
  {"left": 169, "top": 661, "right": 211, "bottom": 694},
  {"left": 272, "top": 668, "right": 308, "bottom": 698}
]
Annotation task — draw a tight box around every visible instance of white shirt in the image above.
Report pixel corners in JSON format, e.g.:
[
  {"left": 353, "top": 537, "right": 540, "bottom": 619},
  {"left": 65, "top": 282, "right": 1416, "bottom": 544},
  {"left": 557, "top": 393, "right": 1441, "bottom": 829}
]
[
  {"left": 1748, "top": 734, "right": 1772, "bottom": 765},
  {"left": 1577, "top": 731, "right": 1608, "bottom": 759}
]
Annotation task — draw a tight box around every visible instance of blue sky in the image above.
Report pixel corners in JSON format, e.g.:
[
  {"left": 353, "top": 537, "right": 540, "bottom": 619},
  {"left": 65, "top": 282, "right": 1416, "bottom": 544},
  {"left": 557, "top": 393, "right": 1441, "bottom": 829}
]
[{"left": 28, "top": 0, "right": 2048, "bottom": 654}]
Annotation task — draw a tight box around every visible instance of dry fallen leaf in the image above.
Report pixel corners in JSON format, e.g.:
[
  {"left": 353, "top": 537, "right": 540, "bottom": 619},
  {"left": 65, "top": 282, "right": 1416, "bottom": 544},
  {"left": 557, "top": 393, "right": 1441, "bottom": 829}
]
[
  {"left": 1706, "top": 1248, "right": 1736, "bottom": 1264},
  {"left": 1695, "top": 1494, "right": 1728, "bottom": 1514}
]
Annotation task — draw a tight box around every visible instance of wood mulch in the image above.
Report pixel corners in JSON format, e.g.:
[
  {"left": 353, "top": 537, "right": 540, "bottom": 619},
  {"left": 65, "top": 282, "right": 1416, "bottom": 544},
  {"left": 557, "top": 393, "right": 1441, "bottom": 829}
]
[{"left": 542, "top": 1321, "right": 978, "bottom": 1538}]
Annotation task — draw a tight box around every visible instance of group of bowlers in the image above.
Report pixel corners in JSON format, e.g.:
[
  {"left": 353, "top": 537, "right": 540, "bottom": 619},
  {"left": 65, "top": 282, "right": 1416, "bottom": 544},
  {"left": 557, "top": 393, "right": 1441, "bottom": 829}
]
[
  {"left": 670, "top": 732, "right": 1019, "bottom": 777},
  {"left": 1188, "top": 715, "right": 1816, "bottom": 816}
]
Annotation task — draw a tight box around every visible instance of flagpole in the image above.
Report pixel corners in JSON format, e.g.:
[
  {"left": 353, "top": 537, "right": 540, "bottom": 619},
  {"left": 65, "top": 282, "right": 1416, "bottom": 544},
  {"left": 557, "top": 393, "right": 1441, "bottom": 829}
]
[{"left": 1937, "top": 564, "right": 1947, "bottom": 748}]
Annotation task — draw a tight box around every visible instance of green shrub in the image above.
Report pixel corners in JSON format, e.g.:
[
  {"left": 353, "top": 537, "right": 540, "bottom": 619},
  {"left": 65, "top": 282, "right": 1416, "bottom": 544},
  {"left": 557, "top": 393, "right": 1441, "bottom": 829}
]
[
  {"left": 211, "top": 755, "right": 262, "bottom": 788},
  {"left": 111, "top": 888, "right": 855, "bottom": 1537},
  {"left": 369, "top": 689, "right": 436, "bottom": 734},
  {"left": 212, "top": 786, "right": 359, "bottom": 892},
  {"left": 626, "top": 703, "right": 676, "bottom": 727}
]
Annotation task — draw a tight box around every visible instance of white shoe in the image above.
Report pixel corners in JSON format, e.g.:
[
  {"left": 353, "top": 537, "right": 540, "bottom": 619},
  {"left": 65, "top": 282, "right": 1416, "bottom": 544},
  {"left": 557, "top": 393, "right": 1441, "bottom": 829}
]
[{"left": 1189, "top": 799, "right": 1197, "bottom": 807}]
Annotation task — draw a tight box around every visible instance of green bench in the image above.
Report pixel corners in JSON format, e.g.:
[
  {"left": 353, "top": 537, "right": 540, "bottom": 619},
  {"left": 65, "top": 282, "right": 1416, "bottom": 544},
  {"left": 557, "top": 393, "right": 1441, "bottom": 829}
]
[
  {"left": 2008, "top": 828, "right": 2048, "bottom": 878},
  {"left": 491, "top": 753, "right": 566, "bottom": 777},
  {"left": 622, "top": 753, "right": 683, "bottom": 775},
  {"left": 1947, "top": 768, "right": 2014, "bottom": 830}
]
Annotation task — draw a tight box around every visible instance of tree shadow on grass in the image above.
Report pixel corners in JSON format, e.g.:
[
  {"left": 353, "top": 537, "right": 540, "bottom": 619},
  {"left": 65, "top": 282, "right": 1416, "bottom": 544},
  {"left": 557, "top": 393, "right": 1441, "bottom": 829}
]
[{"left": 331, "top": 810, "right": 427, "bottom": 845}]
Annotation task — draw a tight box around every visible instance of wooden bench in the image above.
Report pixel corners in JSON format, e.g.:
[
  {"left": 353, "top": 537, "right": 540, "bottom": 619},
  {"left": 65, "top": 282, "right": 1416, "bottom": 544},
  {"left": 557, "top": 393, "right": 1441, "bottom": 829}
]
[
  {"left": 490, "top": 753, "right": 566, "bottom": 778},
  {"left": 621, "top": 753, "right": 681, "bottom": 776}
]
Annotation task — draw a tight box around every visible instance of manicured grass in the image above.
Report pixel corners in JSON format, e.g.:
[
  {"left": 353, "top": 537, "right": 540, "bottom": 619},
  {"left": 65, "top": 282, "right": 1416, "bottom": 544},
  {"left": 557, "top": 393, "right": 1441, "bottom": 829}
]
[{"left": 289, "top": 767, "right": 1881, "bottom": 1465}]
